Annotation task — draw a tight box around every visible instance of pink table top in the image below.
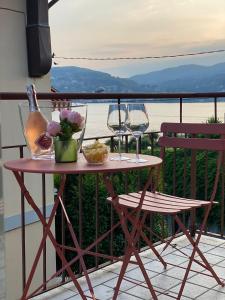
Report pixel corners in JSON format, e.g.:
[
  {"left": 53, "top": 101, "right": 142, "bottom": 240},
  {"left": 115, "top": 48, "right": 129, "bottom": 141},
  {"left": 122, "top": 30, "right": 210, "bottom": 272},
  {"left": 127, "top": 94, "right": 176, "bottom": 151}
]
[{"left": 4, "top": 153, "right": 162, "bottom": 175}]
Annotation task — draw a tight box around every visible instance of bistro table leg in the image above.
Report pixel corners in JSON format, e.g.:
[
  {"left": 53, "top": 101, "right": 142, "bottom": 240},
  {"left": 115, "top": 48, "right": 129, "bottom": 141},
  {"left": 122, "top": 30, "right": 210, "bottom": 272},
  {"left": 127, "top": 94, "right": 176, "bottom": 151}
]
[
  {"left": 4, "top": 153, "right": 163, "bottom": 299},
  {"left": 57, "top": 175, "right": 96, "bottom": 299},
  {"left": 12, "top": 171, "right": 90, "bottom": 300}
]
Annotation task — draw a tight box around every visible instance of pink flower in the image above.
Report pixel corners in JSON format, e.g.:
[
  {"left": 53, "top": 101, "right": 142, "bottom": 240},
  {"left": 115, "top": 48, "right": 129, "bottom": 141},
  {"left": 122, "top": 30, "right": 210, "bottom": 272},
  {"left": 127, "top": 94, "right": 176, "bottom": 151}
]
[
  {"left": 47, "top": 121, "right": 61, "bottom": 137},
  {"left": 68, "top": 111, "right": 83, "bottom": 127},
  {"left": 60, "top": 109, "right": 70, "bottom": 120}
]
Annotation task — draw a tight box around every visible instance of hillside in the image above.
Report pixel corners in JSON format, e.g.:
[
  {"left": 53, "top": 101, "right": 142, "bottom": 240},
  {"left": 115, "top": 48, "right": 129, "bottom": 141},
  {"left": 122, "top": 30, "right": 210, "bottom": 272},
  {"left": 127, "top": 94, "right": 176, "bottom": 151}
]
[
  {"left": 51, "top": 62, "right": 225, "bottom": 94},
  {"left": 51, "top": 66, "right": 143, "bottom": 92},
  {"left": 130, "top": 62, "right": 225, "bottom": 92}
]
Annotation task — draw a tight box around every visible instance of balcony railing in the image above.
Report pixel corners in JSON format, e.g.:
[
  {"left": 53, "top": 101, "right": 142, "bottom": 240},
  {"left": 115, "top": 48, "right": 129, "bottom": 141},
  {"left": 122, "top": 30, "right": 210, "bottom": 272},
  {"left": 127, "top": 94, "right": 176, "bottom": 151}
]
[
  {"left": 1, "top": 92, "right": 225, "bottom": 297},
  {"left": 1, "top": 91, "right": 225, "bottom": 122}
]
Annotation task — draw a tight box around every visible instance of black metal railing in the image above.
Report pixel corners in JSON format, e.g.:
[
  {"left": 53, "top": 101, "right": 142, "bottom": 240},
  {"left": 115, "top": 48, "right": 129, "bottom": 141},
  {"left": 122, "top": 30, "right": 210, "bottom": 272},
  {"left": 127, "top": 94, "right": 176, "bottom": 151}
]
[{"left": 1, "top": 91, "right": 225, "bottom": 297}]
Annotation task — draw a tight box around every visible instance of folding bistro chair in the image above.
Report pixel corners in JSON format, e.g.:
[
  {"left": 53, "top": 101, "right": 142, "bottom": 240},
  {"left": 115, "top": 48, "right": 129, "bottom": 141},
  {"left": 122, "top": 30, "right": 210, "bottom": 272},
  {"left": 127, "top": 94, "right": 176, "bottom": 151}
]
[{"left": 107, "top": 123, "right": 225, "bottom": 300}]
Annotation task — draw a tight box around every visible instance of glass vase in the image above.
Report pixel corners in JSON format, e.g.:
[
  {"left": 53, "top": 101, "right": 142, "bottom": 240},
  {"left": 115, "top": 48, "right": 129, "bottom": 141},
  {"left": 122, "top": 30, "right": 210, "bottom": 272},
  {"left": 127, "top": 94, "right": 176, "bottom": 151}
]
[{"left": 54, "top": 138, "right": 77, "bottom": 163}]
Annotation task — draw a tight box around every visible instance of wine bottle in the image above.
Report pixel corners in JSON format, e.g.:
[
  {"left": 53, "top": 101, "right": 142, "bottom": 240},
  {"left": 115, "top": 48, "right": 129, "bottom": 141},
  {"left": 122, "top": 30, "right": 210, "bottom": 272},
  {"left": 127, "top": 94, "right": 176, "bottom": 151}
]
[{"left": 24, "top": 84, "right": 51, "bottom": 158}]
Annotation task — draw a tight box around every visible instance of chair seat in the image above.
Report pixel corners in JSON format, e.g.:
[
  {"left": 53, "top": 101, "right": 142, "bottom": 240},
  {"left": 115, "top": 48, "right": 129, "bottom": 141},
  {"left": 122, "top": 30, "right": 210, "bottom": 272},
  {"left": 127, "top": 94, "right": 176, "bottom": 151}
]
[{"left": 107, "top": 191, "right": 211, "bottom": 214}]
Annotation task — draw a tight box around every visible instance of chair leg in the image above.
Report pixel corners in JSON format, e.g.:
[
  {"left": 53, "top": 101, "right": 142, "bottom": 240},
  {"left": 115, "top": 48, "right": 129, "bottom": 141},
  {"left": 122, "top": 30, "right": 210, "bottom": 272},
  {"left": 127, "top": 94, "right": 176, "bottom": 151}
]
[
  {"left": 175, "top": 215, "right": 224, "bottom": 286},
  {"left": 113, "top": 207, "right": 158, "bottom": 300},
  {"left": 142, "top": 219, "right": 182, "bottom": 256},
  {"left": 113, "top": 209, "right": 146, "bottom": 298},
  {"left": 133, "top": 248, "right": 158, "bottom": 300},
  {"left": 190, "top": 208, "right": 196, "bottom": 237},
  {"left": 174, "top": 215, "right": 224, "bottom": 300},
  {"left": 123, "top": 210, "right": 167, "bottom": 269},
  {"left": 113, "top": 246, "right": 133, "bottom": 300},
  {"left": 161, "top": 227, "right": 181, "bottom": 253},
  {"left": 139, "top": 230, "right": 167, "bottom": 269},
  {"left": 103, "top": 173, "right": 158, "bottom": 299}
]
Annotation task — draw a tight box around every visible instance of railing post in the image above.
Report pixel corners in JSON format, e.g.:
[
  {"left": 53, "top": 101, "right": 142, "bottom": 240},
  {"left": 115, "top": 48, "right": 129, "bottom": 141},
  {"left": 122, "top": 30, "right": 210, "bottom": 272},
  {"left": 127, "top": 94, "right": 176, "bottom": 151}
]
[
  {"left": 78, "top": 174, "right": 83, "bottom": 274},
  {"left": 125, "top": 135, "right": 128, "bottom": 153},
  {"left": 139, "top": 136, "right": 142, "bottom": 154},
  {"left": 179, "top": 97, "right": 183, "bottom": 123},
  {"left": 42, "top": 174, "right": 47, "bottom": 290},
  {"left": 221, "top": 156, "right": 225, "bottom": 237},
  {"left": 95, "top": 174, "right": 99, "bottom": 268},
  {"left": 173, "top": 147, "right": 176, "bottom": 196},
  {"left": 150, "top": 133, "right": 154, "bottom": 155},
  {"left": 190, "top": 141, "right": 197, "bottom": 237},
  {"left": 214, "top": 97, "right": 218, "bottom": 121},
  {"left": 110, "top": 137, "right": 114, "bottom": 153},
  {"left": 61, "top": 189, "right": 66, "bottom": 283},
  {"left": 19, "top": 146, "right": 26, "bottom": 290}
]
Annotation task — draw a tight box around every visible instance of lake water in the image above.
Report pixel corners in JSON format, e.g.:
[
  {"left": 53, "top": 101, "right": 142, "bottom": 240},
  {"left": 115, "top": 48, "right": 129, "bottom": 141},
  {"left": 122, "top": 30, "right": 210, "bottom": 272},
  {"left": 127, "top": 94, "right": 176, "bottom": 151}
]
[{"left": 84, "top": 102, "right": 225, "bottom": 138}]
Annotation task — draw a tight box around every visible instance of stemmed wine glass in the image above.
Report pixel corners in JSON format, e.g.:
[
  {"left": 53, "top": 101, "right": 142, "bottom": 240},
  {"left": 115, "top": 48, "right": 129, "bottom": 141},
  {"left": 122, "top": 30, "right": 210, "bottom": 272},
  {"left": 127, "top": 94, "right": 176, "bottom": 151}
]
[
  {"left": 107, "top": 104, "right": 130, "bottom": 161},
  {"left": 125, "top": 103, "right": 149, "bottom": 163}
]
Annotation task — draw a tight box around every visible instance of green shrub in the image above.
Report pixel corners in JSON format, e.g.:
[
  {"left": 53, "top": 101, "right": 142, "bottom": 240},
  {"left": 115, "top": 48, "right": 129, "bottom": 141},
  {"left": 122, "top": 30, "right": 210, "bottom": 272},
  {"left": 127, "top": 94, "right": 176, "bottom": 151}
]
[{"left": 54, "top": 119, "right": 224, "bottom": 273}]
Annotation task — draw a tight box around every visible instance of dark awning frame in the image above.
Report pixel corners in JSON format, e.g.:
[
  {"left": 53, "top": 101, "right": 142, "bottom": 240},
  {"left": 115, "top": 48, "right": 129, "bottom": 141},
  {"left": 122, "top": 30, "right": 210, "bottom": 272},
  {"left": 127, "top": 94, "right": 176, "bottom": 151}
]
[
  {"left": 48, "top": 0, "right": 61, "bottom": 9},
  {"left": 26, "top": 0, "right": 52, "bottom": 77},
  {"left": 25, "top": 0, "right": 61, "bottom": 77}
]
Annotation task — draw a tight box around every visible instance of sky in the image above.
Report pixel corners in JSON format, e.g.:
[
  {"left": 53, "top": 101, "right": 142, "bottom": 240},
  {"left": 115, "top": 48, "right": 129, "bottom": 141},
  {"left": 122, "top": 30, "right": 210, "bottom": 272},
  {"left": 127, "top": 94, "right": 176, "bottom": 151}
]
[{"left": 49, "top": 0, "right": 225, "bottom": 77}]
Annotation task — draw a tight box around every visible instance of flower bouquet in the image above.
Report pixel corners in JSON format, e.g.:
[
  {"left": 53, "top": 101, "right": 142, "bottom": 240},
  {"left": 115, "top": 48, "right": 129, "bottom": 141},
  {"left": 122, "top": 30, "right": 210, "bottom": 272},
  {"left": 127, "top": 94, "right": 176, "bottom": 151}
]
[{"left": 47, "top": 108, "right": 85, "bottom": 162}]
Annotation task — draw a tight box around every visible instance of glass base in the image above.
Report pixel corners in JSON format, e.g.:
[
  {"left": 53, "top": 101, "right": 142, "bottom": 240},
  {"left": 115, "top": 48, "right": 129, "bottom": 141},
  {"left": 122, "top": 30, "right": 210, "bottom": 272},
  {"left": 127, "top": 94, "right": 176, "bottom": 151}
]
[
  {"left": 127, "top": 158, "right": 148, "bottom": 163},
  {"left": 110, "top": 155, "right": 130, "bottom": 161}
]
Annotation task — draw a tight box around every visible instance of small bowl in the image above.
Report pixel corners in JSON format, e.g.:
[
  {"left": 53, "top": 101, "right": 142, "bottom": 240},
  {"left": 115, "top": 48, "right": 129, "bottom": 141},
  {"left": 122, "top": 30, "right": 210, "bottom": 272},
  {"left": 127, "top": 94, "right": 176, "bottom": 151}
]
[{"left": 82, "top": 142, "right": 109, "bottom": 165}]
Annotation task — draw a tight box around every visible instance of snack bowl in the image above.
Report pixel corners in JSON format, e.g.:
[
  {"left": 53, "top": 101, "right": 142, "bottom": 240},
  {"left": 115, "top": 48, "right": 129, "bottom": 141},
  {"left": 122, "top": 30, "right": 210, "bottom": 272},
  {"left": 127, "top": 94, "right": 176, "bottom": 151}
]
[{"left": 82, "top": 141, "right": 109, "bottom": 165}]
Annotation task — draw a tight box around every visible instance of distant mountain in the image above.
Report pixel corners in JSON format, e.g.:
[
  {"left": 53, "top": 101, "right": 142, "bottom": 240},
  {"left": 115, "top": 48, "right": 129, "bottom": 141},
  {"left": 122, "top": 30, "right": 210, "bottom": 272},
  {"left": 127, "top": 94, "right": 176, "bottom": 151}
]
[
  {"left": 130, "top": 62, "right": 225, "bottom": 92},
  {"left": 51, "top": 66, "right": 143, "bottom": 93},
  {"left": 51, "top": 62, "right": 225, "bottom": 95}
]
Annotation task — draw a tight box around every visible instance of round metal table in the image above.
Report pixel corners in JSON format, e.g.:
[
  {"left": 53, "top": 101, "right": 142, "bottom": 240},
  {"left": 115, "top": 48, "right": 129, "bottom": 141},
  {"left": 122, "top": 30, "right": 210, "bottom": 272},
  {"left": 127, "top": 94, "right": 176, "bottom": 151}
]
[{"left": 4, "top": 153, "right": 162, "bottom": 300}]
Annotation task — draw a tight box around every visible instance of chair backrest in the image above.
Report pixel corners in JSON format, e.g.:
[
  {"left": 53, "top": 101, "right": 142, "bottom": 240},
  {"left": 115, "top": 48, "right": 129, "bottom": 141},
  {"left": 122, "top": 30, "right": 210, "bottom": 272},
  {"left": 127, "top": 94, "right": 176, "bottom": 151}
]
[
  {"left": 159, "top": 123, "right": 225, "bottom": 151},
  {"left": 158, "top": 123, "right": 225, "bottom": 203}
]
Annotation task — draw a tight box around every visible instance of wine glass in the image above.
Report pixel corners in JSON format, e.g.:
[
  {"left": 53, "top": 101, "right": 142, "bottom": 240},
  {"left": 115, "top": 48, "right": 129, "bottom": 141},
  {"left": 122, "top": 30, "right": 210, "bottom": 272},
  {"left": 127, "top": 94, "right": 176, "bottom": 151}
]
[
  {"left": 107, "top": 104, "right": 130, "bottom": 161},
  {"left": 125, "top": 103, "right": 149, "bottom": 163}
]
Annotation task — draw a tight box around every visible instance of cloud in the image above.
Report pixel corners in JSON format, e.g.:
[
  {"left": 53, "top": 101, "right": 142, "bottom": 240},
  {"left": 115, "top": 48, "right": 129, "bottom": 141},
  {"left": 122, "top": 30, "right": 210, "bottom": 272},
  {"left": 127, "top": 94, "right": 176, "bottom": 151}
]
[{"left": 50, "top": 0, "right": 225, "bottom": 76}]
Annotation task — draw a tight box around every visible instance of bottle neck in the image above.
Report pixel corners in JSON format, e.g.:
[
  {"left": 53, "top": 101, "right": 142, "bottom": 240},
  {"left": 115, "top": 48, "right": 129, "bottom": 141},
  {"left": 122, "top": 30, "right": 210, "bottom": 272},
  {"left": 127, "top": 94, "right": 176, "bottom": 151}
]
[{"left": 27, "top": 84, "right": 40, "bottom": 112}]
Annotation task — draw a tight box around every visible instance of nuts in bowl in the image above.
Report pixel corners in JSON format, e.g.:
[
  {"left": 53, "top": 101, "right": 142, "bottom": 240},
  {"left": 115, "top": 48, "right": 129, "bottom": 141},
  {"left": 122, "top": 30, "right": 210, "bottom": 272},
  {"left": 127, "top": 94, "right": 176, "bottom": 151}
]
[{"left": 82, "top": 141, "right": 109, "bottom": 165}]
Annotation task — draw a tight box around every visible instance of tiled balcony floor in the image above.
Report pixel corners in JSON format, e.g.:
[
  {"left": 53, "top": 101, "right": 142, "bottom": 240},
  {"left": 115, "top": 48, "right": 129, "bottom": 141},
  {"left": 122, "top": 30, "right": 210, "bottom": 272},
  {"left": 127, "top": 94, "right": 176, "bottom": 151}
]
[{"left": 33, "top": 235, "right": 225, "bottom": 300}]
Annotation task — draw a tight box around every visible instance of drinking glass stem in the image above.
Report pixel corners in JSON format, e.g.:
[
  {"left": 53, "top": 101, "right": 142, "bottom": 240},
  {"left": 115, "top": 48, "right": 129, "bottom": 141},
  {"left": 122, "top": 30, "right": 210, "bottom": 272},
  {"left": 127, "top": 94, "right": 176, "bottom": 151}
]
[
  {"left": 136, "top": 136, "right": 140, "bottom": 161},
  {"left": 118, "top": 135, "right": 122, "bottom": 159}
]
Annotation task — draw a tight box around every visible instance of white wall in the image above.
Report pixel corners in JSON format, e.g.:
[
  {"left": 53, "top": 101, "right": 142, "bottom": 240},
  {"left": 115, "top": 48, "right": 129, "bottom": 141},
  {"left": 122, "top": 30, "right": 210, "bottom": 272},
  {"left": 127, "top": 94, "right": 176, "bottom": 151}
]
[
  {"left": 0, "top": 1, "right": 56, "bottom": 299},
  {"left": 0, "top": 112, "right": 5, "bottom": 300}
]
